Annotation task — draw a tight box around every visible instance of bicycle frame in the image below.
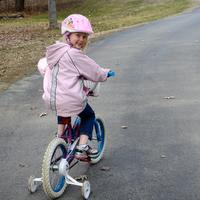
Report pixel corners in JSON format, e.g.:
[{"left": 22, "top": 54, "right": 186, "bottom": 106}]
[
  {"left": 60, "top": 116, "right": 102, "bottom": 164},
  {"left": 60, "top": 116, "right": 82, "bottom": 164}
]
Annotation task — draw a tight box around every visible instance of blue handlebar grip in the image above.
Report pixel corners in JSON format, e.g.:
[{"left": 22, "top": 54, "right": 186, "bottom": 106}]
[{"left": 107, "top": 70, "right": 115, "bottom": 77}]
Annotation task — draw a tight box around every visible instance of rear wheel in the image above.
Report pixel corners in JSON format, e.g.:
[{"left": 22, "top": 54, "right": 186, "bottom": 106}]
[
  {"left": 90, "top": 117, "right": 107, "bottom": 164},
  {"left": 42, "top": 138, "right": 68, "bottom": 199}
]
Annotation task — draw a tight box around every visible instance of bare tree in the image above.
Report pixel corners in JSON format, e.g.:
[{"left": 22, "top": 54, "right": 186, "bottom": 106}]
[
  {"left": 48, "top": 0, "right": 58, "bottom": 29},
  {"left": 15, "top": 0, "right": 25, "bottom": 12}
]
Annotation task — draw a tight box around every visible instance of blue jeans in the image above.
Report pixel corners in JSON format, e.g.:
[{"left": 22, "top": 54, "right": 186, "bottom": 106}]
[
  {"left": 57, "top": 103, "right": 95, "bottom": 140},
  {"left": 78, "top": 103, "right": 95, "bottom": 140}
]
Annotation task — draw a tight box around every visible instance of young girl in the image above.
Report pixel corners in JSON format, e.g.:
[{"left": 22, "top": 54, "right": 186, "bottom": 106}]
[{"left": 38, "top": 14, "right": 115, "bottom": 160}]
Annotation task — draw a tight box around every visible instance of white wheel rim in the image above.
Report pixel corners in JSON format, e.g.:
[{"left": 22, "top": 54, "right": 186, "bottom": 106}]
[
  {"left": 31, "top": 182, "right": 37, "bottom": 192},
  {"left": 28, "top": 176, "right": 37, "bottom": 193},
  {"left": 83, "top": 181, "right": 90, "bottom": 199}
]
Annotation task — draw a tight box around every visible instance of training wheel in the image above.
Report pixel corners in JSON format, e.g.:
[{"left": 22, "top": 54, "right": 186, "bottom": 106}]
[
  {"left": 28, "top": 175, "right": 38, "bottom": 193},
  {"left": 81, "top": 180, "right": 91, "bottom": 199}
]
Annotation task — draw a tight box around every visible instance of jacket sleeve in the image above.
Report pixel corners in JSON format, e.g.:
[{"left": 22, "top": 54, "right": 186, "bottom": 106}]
[
  {"left": 37, "top": 57, "right": 48, "bottom": 77},
  {"left": 69, "top": 49, "right": 110, "bottom": 82}
]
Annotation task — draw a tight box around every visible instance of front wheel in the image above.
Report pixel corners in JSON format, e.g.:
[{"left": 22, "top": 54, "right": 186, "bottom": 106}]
[
  {"left": 42, "top": 138, "right": 68, "bottom": 199},
  {"left": 90, "top": 117, "right": 107, "bottom": 164}
]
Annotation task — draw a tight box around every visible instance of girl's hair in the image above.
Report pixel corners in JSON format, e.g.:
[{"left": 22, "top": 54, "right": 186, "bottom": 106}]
[{"left": 63, "top": 31, "right": 72, "bottom": 46}]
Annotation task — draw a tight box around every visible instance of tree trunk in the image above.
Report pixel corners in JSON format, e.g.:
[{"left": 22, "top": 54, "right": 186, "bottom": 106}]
[
  {"left": 48, "top": 0, "right": 58, "bottom": 29},
  {"left": 15, "top": 0, "right": 25, "bottom": 12}
]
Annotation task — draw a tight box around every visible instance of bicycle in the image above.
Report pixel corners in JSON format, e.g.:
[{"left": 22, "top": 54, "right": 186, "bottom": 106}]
[{"left": 28, "top": 114, "right": 106, "bottom": 199}]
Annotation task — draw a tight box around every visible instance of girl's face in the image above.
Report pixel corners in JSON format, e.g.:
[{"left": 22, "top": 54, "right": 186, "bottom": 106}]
[{"left": 69, "top": 32, "right": 89, "bottom": 49}]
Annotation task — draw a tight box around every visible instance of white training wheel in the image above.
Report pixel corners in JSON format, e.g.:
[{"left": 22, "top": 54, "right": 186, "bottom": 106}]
[
  {"left": 81, "top": 180, "right": 91, "bottom": 199},
  {"left": 28, "top": 175, "right": 38, "bottom": 193}
]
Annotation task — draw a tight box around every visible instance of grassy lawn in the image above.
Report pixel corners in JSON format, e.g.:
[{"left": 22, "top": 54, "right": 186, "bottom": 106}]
[{"left": 0, "top": 0, "right": 198, "bottom": 91}]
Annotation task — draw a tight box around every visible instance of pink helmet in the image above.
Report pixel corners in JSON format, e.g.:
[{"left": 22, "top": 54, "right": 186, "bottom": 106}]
[{"left": 61, "top": 14, "right": 93, "bottom": 35}]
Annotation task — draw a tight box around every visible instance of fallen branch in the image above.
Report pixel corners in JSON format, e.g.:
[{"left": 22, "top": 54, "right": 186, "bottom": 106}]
[{"left": 0, "top": 14, "right": 24, "bottom": 19}]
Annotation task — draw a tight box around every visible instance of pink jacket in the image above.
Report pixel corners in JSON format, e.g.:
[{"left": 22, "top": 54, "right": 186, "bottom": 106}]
[{"left": 39, "top": 42, "right": 110, "bottom": 117}]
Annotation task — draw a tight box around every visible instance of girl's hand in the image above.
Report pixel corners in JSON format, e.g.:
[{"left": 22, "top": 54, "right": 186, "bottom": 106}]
[{"left": 107, "top": 70, "right": 116, "bottom": 77}]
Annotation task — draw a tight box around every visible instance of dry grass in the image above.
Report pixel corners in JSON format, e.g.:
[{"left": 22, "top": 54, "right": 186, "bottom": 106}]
[{"left": 0, "top": 22, "right": 60, "bottom": 90}]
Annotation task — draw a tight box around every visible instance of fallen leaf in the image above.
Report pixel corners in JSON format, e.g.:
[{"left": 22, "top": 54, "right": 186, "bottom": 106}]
[
  {"left": 100, "top": 166, "right": 111, "bottom": 171},
  {"left": 163, "top": 96, "right": 175, "bottom": 100},
  {"left": 121, "top": 125, "right": 128, "bottom": 129},
  {"left": 40, "top": 112, "right": 47, "bottom": 117},
  {"left": 19, "top": 162, "right": 28, "bottom": 167},
  {"left": 160, "top": 155, "right": 167, "bottom": 158}
]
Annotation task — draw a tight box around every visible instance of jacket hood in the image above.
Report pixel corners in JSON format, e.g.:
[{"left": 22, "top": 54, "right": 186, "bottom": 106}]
[{"left": 46, "top": 42, "right": 70, "bottom": 69}]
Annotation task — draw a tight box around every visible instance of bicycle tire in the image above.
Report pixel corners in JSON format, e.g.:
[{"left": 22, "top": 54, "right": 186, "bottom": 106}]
[
  {"left": 42, "top": 138, "right": 68, "bottom": 199},
  {"left": 90, "top": 117, "right": 107, "bottom": 164}
]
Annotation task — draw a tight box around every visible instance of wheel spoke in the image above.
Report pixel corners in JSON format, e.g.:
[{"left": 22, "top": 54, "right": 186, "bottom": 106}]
[{"left": 51, "top": 155, "right": 63, "bottom": 164}]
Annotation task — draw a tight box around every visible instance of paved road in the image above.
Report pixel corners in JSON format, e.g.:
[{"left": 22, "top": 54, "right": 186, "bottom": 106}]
[{"left": 1, "top": 7, "right": 200, "bottom": 200}]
